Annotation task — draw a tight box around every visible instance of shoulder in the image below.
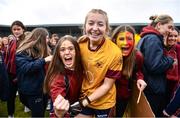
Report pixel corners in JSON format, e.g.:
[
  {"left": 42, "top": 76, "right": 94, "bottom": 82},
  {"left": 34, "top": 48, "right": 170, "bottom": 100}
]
[
  {"left": 176, "top": 44, "right": 180, "bottom": 50},
  {"left": 78, "top": 35, "right": 89, "bottom": 49},
  {"left": 78, "top": 35, "right": 88, "bottom": 44},
  {"left": 135, "top": 50, "right": 143, "bottom": 60},
  {"left": 51, "top": 74, "right": 65, "bottom": 85},
  {"left": 135, "top": 50, "right": 144, "bottom": 65},
  {"left": 105, "top": 36, "right": 121, "bottom": 54},
  {"left": 16, "top": 52, "right": 25, "bottom": 58},
  {"left": 142, "top": 34, "right": 162, "bottom": 42},
  {"left": 16, "top": 52, "right": 28, "bottom": 58}
]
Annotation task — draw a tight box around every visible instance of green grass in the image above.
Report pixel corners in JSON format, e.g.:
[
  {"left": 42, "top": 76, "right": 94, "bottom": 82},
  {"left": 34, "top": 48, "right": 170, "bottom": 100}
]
[{"left": 0, "top": 95, "right": 49, "bottom": 117}]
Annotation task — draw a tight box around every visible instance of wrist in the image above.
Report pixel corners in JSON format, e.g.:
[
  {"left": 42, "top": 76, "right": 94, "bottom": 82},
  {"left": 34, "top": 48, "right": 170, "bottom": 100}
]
[
  {"left": 55, "top": 110, "right": 65, "bottom": 118},
  {"left": 80, "top": 96, "right": 91, "bottom": 107},
  {"left": 85, "top": 96, "right": 91, "bottom": 104}
]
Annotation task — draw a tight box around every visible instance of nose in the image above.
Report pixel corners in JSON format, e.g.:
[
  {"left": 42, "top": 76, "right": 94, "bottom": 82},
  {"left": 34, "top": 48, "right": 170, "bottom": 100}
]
[
  {"left": 92, "top": 24, "right": 98, "bottom": 30},
  {"left": 123, "top": 39, "right": 127, "bottom": 45},
  {"left": 64, "top": 49, "right": 70, "bottom": 54}
]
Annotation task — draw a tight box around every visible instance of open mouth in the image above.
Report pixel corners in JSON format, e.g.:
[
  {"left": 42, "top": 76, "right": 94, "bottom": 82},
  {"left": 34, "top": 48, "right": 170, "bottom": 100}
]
[
  {"left": 64, "top": 57, "right": 73, "bottom": 66},
  {"left": 121, "top": 47, "right": 130, "bottom": 51}
]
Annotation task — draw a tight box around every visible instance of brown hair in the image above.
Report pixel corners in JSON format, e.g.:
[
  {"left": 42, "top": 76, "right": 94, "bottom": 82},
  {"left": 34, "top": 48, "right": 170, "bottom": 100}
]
[
  {"left": 43, "top": 35, "right": 84, "bottom": 93},
  {"left": 10, "top": 20, "right": 26, "bottom": 46},
  {"left": 82, "top": 9, "right": 111, "bottom": 35},
  {"left": 11, "top": 20, "right": 26, "bottom": 31},
  {"left": 16, "top": 28, "right": 50, "bottom": 59},
  {"left": 149, "top": 14, "right": 173, "bottom": 27},
  {"left": 111, "top": 25, "right": 136, "bottom": 79}
]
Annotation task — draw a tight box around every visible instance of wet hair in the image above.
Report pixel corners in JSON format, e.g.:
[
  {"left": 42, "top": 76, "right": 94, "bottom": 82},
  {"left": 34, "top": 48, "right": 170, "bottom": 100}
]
[
  {"left": 149, "top": 15, "right": 173, "bottom": 27},
  {"left": 44, "top": 35, "right": 84, "bottom": 93},
  {"left": 83, "top": 9, "right": 111, "bottom": 35},
  {"left": 16, "top": 27, "right": 50, "bottom": 58},
  {"left": 111, "top": 25, "right": 136, "bottom": 79}
]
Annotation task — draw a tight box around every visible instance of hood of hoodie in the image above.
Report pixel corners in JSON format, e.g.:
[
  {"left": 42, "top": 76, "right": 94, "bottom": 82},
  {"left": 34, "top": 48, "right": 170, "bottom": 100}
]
[{"left": 140, "top": 25, "right": 162, "bottom": 38}]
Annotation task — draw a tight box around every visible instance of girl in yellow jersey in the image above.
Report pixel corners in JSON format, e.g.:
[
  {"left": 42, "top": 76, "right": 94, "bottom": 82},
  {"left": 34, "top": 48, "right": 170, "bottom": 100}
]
[{"left": 76, "top": 9, "right": 122, "bottom": 118}]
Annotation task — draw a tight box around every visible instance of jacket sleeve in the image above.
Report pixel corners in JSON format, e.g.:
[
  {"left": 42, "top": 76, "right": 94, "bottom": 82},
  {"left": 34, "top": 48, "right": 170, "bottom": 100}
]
[
  {"left": 0, "top": 52, "right": 9, "bottom": 101},
  {"left": 135, "top": 50, "right": 144, "bottom": 80},
  {"left": 50, "top": 75, "right": 66, "bottom": 102},
  {"left": 142, "top": 35, "right": 174, "bottom": 74},
  {"left": 164, "top": 86, "right": 180, "bottom": 115},
  {"left": 16, "top": 53, "right": 46, "bottom": 73}
]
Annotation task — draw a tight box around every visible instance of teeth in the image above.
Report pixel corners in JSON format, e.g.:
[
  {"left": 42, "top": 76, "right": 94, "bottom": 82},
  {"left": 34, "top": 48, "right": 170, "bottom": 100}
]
[
  {"left": 122, "top": 47, "right": 129, "bottom": 50},
  {"left": 65, "top": 57, "right": 72, "bottom": 60},
  {"left": 91, "top": 32, "right": 99, "bottom": 36}
]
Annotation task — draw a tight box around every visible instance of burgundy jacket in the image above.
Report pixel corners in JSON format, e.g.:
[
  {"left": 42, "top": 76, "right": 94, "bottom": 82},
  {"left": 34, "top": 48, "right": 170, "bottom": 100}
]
[
  {"left": 164, "top": 44, "right": 180, "bottom": 81},
  {"left": 116, "top": 50, "right": 144, "bottom": 99}
]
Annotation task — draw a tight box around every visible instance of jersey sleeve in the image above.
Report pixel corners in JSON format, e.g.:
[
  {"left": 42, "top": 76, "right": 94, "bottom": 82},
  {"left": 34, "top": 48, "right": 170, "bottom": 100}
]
[{"left": 105, "top": 51, "right": 123, "bottom": 79}]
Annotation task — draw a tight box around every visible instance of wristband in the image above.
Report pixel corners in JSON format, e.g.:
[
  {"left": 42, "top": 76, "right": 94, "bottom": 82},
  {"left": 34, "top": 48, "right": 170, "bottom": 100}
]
[
  {"left": 79, "top": 99, "right": 84, "bottom": 107},
  {"left": 85, "top": 96, "right": 91, "bottom": 104}
]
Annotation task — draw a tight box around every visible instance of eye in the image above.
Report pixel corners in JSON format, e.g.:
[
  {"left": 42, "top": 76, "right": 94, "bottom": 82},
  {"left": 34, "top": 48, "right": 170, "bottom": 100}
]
[
  {"left": 68, "top": 47, "right": 74, "bottom": 51},
  {"left": 168, "top": 25, "right": 173, "bottom": 30},
  {"left": 168, "top": 35, "right": 173, "bottom": 38},
  {"left": 119, "top": 37, "right": 124, "bottom": 41},
  {"left": 88, "top": 21, "right": 94, "bottom": 26},
  {"left": 60, "top": 48, "right": 65, "bottom": 52},
  {"left": 98, "top": 22, "right": 104, "bottom": 27},
  {"left": 127, "top": 37, "right": 133, "bottom": 41}
]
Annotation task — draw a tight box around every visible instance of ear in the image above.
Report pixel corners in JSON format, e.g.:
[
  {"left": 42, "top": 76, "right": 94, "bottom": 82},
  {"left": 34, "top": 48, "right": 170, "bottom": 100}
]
[{"left": 156, "top": 22, "right": 162, "bottom": 30}]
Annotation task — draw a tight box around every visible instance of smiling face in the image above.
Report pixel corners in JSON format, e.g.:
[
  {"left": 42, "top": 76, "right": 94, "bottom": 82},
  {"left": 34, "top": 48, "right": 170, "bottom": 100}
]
[
  {"left": 59, "top": 40, "right": 76, "bottom": 70},
  {"left": 167, "top": 29, "right": 178, "bottom": 46},
  {"left": 157, "top": 21, "right": 174, "bottom": 37},
  {"left": 116, "top": 31, "right": 135, "bottom": 57},
  {"left": 85, "top": 12, "right": 107, "bottom": 45}
]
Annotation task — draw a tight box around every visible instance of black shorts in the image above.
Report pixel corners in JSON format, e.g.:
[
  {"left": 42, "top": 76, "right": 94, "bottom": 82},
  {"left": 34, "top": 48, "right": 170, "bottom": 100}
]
[{"left": 80, "top": 106, "right": 114, "bottom": 118}]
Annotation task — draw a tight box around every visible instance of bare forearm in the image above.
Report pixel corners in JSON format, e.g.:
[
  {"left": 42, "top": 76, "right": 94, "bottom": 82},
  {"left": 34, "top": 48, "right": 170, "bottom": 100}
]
[{"left": 82, "top": 78, "right": 115, "bottom": 106}]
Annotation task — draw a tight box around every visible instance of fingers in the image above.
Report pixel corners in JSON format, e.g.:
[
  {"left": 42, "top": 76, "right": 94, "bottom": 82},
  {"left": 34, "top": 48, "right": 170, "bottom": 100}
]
[
  {"left": 54, "top": 94, "right": 70, "bottom": 111},
  {"left": 44, "top": 55, "right": 53, "bottom": 62},
  {"left": 137, "top": 79, "right": 147, "bottom": 91},
  {"left": 54, "top": 94, "right": 63, "bottom": 107},
  {"left": 56, "top": 99, "right": 69, "bottom": 111}
]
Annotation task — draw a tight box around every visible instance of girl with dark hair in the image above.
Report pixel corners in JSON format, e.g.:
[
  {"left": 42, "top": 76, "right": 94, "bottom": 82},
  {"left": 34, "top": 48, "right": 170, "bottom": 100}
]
[
  {"left": 4, "top": 20, "right": 26, "bottom": 117},
  {"left": 44, "top": 35, "right": 84, "bottom": 117},
  {"left": 164, "top": 28, "right": 180, "bottom": 104}
]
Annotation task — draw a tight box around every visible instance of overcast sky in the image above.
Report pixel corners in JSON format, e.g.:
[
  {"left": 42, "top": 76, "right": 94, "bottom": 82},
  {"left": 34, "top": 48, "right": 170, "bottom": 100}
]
[{"left": 0, "top": 0, "right": 179, "bottom": 25}]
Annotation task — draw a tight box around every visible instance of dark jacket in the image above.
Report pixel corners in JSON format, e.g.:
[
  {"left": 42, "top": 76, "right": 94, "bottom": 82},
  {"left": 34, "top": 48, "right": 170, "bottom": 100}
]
[
  {"left": 137, "top": 26, "right": 174, "bottom": 94},
  {"left": 164, "top": 85, "right": 180, "bottom": 117},
  {"left": 16, "top": 52, "right": 46, "bottom": 95},
  {"left": 0, "top": 52, "right": 9, "bottom": 101}
]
